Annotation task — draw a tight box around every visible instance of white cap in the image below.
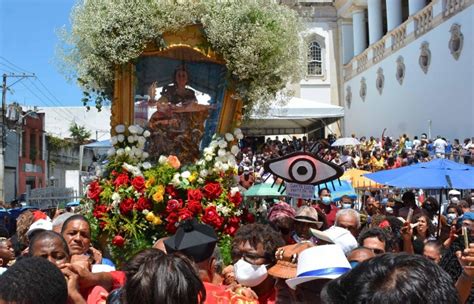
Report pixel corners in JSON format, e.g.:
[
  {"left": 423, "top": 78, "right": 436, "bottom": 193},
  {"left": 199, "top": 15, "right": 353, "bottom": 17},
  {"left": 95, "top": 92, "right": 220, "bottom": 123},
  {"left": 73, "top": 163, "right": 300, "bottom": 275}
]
[
  {"left": 286, "top": 245, "right": 351, "bottom": 289},
  {"left": 27, "top": 219, "right": 53, "bottom": 238},
  {"left": 310, "top": 226, "right": 358, "bottom": 255},
  {"left": 448, "top": 189, "right": 461, "bottom": 196}
]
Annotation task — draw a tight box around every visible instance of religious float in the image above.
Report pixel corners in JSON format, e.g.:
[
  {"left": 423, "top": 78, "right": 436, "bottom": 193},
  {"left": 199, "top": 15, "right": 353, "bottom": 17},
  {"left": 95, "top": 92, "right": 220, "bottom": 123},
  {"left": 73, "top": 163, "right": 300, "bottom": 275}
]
[{"left": 61, "top": 0, "right": 303, "bottom": 263}]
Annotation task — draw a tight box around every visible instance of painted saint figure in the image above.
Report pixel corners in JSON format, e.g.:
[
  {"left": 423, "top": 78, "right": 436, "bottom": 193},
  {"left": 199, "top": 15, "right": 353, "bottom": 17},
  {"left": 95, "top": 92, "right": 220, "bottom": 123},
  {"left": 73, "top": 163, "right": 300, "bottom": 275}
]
[{"left": 148, "top": 65, "right": 211, "bottom": 163}]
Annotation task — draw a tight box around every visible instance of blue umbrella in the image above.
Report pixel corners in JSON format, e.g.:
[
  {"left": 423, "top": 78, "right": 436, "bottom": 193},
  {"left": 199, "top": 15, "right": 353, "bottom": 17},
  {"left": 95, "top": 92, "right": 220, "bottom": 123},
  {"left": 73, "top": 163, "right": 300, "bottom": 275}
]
[
  {"left": 314, "top": 180, "right": 357, "bottom": 202},
  {"left": 364, "top": 159, "right": 474, "bottom": 190}
]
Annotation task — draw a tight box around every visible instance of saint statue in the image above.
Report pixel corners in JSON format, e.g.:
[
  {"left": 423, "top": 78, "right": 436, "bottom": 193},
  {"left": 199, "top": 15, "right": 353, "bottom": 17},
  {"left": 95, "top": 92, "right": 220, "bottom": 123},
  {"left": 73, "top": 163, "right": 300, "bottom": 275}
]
[{"left": 148, "top": 65, "right": 211, "bottom": 163}]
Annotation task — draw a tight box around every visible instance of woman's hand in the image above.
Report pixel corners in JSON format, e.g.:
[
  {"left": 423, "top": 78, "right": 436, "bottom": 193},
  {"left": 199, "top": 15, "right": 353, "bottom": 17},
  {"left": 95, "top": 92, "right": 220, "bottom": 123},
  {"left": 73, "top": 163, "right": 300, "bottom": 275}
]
[
  {"left": 401, "top": 221, "right": 413, "bottom": 241},
  {"left": 456, "top": 243, "right": 474, "bottom": 278}
]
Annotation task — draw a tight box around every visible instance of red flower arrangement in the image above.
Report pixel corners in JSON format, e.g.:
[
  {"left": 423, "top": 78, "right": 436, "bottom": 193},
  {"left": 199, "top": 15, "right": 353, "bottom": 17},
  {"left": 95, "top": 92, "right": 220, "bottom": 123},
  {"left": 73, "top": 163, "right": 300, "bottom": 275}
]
[{"left": 82, "top": 127, "right": 254, "bottom": 263}]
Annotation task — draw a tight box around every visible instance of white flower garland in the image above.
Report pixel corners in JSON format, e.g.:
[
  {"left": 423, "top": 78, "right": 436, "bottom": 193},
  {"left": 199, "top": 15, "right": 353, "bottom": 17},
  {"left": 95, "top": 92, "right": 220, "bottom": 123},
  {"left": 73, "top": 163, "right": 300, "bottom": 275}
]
[{"left": 59, "top": 0, "right": 303, "bottom": 113}]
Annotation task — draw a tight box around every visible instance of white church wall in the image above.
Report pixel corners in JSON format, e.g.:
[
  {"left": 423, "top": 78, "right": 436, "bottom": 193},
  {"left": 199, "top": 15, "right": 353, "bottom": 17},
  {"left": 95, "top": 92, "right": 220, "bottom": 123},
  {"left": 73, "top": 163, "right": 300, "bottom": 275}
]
[
  {"left": 300, "top": 22, "right": 333, "bottom": 104},
  {"left": 343, "top": 6, "right": 473, "bottom": 141}
]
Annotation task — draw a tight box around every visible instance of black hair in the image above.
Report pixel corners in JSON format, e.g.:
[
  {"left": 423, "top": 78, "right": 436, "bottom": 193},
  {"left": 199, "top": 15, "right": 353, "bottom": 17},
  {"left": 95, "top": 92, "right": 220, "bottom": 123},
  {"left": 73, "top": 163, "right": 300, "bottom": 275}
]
[
  {"left": 401, "top": 191, "right": 416, "bottom": 204},
  {"left": 413, "top": 214, "right": 436, "bottom": 239},
  {"left": 0, "top": 225, "right": 8, "bottom": 238},
  {"left": 232, "top": 223, "right": 284, "bottom": 264},
  {"left": 446, "top": 203, "right": 462, "bottom": 216},
  {"left": 29, "top": 230, "right": 70, "bottom": 257},
  {"left": 358, "top": 227, "right": 390, "bottom": 251},
  {"left": 423, "top": 196, "right": 440, "bottom": 218},
  {"left": 60, "top": 214, "right": 90, "bottom": 235},
  {"left": 318, "top": 187, "right": 331, "bottom": 197},
  {"left": 321, "top": 253, "right": 458, "bottom": 304},
  {"left": 0, "top": 256, "right": 68, "bottom": 304},
  {"left": 424, "top": 240, "right": 445, "bottom": 259},
  {"left": 384, "top": 216, "right": 404, "bottom": 252},
  {"left": 122, "top": 248, "right": 205, "bottom": 304}
]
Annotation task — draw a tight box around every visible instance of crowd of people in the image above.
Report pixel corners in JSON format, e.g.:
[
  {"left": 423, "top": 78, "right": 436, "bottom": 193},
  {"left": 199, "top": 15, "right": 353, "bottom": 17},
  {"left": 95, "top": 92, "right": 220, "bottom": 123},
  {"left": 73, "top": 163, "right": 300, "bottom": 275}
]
[
  {"left": 1, "top": 185, "right": 474, "bottom": 303},
  {"left": 0, "top": 133, "right": 473, "bottom": 303},
  {"left": 238, "top": 134, "right": 474, "bottom": 176}
]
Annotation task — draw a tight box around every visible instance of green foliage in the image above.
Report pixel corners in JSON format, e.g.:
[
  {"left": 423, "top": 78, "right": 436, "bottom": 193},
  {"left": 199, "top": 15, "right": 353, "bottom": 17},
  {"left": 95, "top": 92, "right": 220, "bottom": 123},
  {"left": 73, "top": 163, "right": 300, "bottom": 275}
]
[
  {"left": 218, "top": 234, "right": 233, "bottom": 266},
  {"left": 59, "top": 0, "right": 303, "bottom": 114},
  {"left": 47, "top": 134, "right": 72, "bottom": 152},
  {"left": 69, "top": 122, "right": 91, "bottom": 144}
]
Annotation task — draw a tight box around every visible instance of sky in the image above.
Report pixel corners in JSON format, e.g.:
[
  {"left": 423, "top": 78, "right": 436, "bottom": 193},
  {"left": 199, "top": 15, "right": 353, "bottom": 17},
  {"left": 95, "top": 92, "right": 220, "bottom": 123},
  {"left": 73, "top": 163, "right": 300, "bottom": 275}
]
[{"left": 0, "top": 0, "right": 82, "bottom": 108}]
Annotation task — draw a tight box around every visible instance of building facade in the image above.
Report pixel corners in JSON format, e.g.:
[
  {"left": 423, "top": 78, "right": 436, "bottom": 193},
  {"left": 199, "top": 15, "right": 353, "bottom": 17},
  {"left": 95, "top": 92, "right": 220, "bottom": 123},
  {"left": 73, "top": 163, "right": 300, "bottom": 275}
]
[
  {"left": 335, "top": 0, "right": 473, "bottom": 140},
  {"left": 18, "top": 113, "right": 46, "bottom": 196}
]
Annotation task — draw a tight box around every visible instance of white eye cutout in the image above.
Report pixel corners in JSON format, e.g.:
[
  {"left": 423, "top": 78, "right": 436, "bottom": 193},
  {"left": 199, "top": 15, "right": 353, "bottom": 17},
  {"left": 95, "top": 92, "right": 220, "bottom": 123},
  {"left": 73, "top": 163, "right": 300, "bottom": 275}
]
[{"left": 263, "top": 152, "right": 344, "bottom": 185}]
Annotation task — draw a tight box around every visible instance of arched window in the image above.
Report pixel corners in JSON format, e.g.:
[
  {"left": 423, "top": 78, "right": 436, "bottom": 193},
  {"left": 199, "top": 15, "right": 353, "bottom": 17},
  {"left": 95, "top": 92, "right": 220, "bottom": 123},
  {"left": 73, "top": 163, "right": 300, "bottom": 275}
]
[{"left": 308, "top": 41, "right": 322, "bottom": 76}]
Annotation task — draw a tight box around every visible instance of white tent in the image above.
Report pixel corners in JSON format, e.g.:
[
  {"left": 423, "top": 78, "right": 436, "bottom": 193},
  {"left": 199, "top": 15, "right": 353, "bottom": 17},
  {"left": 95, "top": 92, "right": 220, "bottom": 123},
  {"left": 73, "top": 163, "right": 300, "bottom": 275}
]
[
  {"left": 241, "top": 97, "right": 344, "bottom": 136},
  {"left": 78, "top": 139, "right": 112, "bottom": 172}
]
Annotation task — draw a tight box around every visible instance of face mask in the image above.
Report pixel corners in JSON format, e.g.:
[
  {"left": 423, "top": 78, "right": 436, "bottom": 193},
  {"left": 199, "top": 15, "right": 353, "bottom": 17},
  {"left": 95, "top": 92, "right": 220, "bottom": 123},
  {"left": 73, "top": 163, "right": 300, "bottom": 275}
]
[
  {"left": 342, "top": 203, "right": 352, "bottom": 209},
  {"left": 447, "top": 213, "right": 457, "bottom": 221},
  {"left": 385, "top": 207, "right": 394, "bottom": 214},
  {"left": 321, "top": 197, "right": 332, "bottom": 205},
  {"left": 234, "top": 259, "right": 268, "bottom": 287}
]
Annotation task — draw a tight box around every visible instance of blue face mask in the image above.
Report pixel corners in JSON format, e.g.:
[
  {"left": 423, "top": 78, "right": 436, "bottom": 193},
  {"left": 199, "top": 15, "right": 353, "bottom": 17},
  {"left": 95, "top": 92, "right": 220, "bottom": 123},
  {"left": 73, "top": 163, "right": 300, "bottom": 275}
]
[
  {"left": 342, "top": 203, "right": 352, "bottom": 209},
  {"left": 322, "top": 196, "right": 332, "bottom": 205}
]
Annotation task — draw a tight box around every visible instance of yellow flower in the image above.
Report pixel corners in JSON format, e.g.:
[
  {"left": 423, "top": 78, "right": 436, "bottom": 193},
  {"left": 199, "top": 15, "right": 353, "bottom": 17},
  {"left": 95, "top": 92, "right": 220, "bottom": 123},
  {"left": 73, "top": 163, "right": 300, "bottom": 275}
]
[
  {"left": 153, "top": 192, "right": 164, "bottom": 203},
  {"left": 188, "top": 172, "right": 198, "bottom": 183},
  {"left": 152, "top": 216, "right": 162, "bottom": 225},
  {"left": 145, "top": 211, "right": 155, "bottom": 222},
  {"left": 145, "top": 176, "right": 156, "bottom": 189},
  {"left": 156, "top": 185, "right": 165, "bottom": 196}
]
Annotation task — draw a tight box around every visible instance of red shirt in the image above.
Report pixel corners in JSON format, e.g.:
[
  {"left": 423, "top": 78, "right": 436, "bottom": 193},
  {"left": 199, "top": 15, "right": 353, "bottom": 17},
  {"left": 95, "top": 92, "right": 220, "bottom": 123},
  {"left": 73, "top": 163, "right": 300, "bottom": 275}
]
[
  {"left": 315, "top": 204, "right": 339, "bottom": 227},
  {"left": 258, "top": 288, "right": 276, "bottom": 304}
]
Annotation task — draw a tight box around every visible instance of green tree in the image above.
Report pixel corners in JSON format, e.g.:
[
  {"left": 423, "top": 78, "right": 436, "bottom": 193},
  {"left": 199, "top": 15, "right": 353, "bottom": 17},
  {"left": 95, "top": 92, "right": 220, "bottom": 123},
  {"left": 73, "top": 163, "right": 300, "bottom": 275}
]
[{"left": 69, "top": 122, "right": 91, "bottom": 144}]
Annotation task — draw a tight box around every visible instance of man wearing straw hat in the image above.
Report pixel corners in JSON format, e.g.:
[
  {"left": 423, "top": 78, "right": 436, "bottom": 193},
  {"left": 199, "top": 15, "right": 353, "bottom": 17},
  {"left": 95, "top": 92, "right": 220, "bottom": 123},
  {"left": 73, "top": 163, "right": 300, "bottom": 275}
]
[{"left": 291, "top": 206, "right": 323, "bottom": 244}]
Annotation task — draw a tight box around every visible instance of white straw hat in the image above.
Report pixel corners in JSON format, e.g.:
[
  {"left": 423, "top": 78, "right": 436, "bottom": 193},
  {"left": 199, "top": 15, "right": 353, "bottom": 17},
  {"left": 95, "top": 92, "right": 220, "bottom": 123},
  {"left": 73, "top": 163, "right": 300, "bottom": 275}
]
[
  {"left": 310, "top": 226, "right": 358, "bottom": 255},
  {"left": 285, "top": 244, "right": 351, "bottom": 290}
]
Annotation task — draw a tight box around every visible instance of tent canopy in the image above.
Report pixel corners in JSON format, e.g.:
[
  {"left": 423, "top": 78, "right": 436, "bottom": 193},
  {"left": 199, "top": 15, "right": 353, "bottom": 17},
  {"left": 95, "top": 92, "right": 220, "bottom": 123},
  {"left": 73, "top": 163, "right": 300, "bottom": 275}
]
[
  {"left": 244, "top": 183, "right": 286, "bottom": 198},
  {"left": 83, "top": 139, "right": 111, "bottom": 148},
  {"left": 341, "top": 169, "right": 383, "bottom": 189},
  {"left": 314, "top": 180, "right": 357, "bottom": 202},
  {"left": 364, "top": 159, "right": 474, "bottom": 190},
  {"left": 241, "top": 97, "right": 344, "bottom": 136},
  {"left": 79, "top": 139, "right": 112, "bottom": 172}
]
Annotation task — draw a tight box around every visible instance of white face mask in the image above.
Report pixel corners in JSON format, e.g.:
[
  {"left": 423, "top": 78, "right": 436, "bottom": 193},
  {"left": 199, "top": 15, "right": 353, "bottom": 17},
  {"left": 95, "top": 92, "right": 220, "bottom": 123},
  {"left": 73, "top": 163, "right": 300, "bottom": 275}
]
[
  {"left": 447, "top": 213, "right": 457, "bottom": 221},
  {"left": 234, "top": 259, "right": 268, "bottom": 287},
  {"left": 385, "top": 207, "right": 394, "bottom": 214}
]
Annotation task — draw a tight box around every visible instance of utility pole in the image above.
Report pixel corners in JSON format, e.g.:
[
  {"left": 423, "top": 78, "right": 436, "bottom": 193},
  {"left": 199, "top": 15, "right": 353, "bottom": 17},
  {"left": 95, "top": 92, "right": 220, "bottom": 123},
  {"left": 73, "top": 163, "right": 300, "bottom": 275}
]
[{"left": 1, "top": 73, "right": 35, "bottom": 203}]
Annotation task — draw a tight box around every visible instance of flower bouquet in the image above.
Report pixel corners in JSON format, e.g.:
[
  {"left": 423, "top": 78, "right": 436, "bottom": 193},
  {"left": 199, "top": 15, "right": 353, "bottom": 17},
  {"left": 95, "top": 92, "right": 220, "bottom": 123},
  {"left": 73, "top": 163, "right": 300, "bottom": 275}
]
[{"left": 83, "top": 126, "right": 254, "bottom": 264}]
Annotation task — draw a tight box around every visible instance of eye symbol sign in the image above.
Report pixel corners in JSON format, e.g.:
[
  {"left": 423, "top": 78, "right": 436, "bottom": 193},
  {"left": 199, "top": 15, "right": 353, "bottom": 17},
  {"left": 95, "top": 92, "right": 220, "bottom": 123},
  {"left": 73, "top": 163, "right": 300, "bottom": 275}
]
[{"left": 264, "top": 152, "right": 344, "bottom": 185}]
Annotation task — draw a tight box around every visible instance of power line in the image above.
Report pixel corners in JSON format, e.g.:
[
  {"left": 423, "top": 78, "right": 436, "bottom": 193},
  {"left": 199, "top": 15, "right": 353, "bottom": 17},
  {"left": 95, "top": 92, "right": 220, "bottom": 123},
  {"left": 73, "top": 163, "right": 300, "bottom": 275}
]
[
  {"left": 19, "top": 82, "right": 76, "bottom": 124},
  {"left": 0, "top": 62, "right": 20, "bottom": 74},
  {"left": 33, "top": 77, "right": 86, "bottom": 124},
  {"left": 0, "top": 56, "right": 33, "bottom": 74},
  {"left": 1, "top": 57, "right": 107, "bottom": 137},
  {"left": 0, "top": 58, "right": 84, "bottom": 124},
  {"left": 26, "top": 78, "right": 83, "bottom": 124}
]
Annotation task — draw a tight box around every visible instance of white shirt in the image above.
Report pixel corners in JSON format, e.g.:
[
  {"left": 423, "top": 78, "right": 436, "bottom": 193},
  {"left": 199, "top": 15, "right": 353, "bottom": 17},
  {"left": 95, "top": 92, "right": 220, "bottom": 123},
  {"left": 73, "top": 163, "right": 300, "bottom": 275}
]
[{"left": 433, "top": 138, "right": 448, "bottom": 154}]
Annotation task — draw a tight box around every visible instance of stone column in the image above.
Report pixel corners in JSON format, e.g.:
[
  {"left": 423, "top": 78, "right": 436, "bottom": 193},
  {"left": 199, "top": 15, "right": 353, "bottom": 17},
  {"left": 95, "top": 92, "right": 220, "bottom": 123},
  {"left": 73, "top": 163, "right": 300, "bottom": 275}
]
[
  {"left": 368, "top": 0, "right": 383, "bottom": 44},
  {"left": 352, "top": 9, "right": 367, "bottom": 56},
  {"left": 386, "top": 0, "right": 403, "bottom": 31},
  {"left": 341, "top": 21, "right": 354, "bottom": 64},
  {"left": 409, "top": 0, "right": 426, "bottom": 16}
]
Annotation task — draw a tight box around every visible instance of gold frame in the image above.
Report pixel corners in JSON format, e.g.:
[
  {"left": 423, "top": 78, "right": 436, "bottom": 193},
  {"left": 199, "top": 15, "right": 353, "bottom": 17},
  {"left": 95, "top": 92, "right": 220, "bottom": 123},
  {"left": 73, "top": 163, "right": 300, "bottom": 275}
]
[{"left": 111, "top": 24, "right": 241, "bottom": 135}]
